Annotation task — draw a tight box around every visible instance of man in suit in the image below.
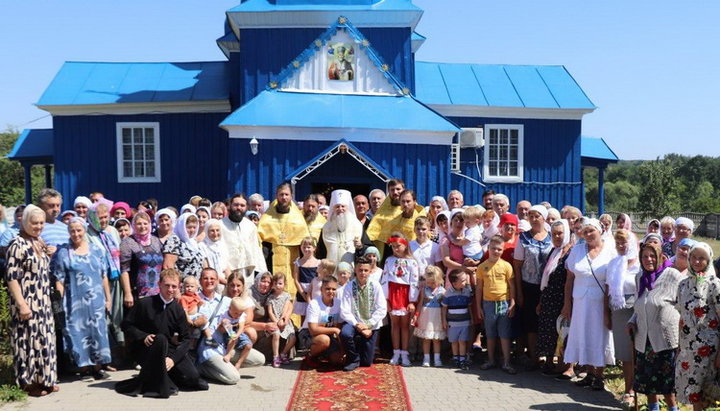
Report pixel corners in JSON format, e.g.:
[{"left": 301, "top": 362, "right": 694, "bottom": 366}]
[{"left": 116, "top": 268, "right": 208, "bottom": 398}]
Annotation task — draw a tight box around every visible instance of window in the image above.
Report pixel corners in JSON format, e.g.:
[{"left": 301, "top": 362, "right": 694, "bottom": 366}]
[
  {"left": 116, "top": 122, "right": 161, "bottom": 183},
  {"left": 483, "top": 124, "right": 523, "bottom": 183}
]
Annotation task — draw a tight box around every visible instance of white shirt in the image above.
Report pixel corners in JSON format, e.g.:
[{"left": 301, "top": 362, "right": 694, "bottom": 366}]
[
  {"left": 340, "top": 279, "right": 388, "bottom": 330},
  {"left": 410, "top": 239, "right": 441, "bottom": 277},
  {"left": 302, "top": 296, "right": 341, "bottom": 330},
  {"left": 462, "top": 225, "right": 483, "bottom": 256}
]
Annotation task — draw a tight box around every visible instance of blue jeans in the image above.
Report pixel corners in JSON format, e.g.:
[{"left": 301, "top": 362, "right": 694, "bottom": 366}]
[{"left": 340, "top": 323, "right": 378, "bottom": 367}]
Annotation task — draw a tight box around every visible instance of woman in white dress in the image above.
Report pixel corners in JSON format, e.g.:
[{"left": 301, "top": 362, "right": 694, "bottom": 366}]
[{"left": 561, "top": 218, "right": 616, "bottom": 391}]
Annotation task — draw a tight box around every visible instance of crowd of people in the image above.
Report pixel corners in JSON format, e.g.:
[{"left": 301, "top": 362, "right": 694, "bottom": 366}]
[{"left": 1, "top": 182, "right": 719, "bottom": 409}]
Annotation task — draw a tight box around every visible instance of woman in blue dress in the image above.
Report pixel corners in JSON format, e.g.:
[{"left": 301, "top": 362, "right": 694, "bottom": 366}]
[{"left": 51, "top": 217, "right": 112, "bottom": 380}]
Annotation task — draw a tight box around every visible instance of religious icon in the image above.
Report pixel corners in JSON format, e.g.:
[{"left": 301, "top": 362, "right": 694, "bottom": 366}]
[{"left": 327, "top": 43, "right": 354, "bottom": 81}]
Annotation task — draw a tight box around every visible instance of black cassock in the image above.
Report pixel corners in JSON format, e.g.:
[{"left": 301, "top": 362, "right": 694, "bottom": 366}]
[{"left": 116, "top": 295, "right": 207, "bottom": 397}]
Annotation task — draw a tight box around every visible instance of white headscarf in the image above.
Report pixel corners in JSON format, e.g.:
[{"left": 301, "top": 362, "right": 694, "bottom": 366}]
[
  {"left": 180, "top": 204, "right": 197, "bottom": 215},
  {"left": 540, "top": 219, "right": 570, "bottom": 290},
  {"left": 201, "top": 218, "right": 229, "bottom": 288},
  {"left": 74, "top": 196, "right": 92, "bottom": 208},
  {"left": 430, "top": 196, "right": 449, "bottom": 212},
  {"left": 675, "top": 217, "right": 695, "bottom": 233},
  {"left": 174, "top": 213, "right": 199, "bottom": 252},
  {"left": 155, "top": 207, "right": 177, "bottom": 228}
]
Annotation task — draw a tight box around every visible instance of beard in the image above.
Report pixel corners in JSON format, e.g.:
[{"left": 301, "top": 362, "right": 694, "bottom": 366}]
[
  {"left": 390, "top": 196, "right": 401, "bottom": 207},
  {"left": 276, "top": 202, "right": 290, "bottom": 214},
  {"left": 304, "top": 211, "right": 317, "bottom": 224},
  {"left": 332, "top": 211, "right": 353, "bottom": 232},
  {"left": 228, "top": 210, "right": 244, "bottom": 223}
]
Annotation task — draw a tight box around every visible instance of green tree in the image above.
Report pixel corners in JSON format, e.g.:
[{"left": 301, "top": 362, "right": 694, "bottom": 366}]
[
  {"left": 0, "top": 129, "right": 47, "bottom": 207},
  {"left": 605, "top": 180, "right": 640, "bottom": 212},
  {"left": 635, "top": 159, "right": 681, "bottom": 219}
]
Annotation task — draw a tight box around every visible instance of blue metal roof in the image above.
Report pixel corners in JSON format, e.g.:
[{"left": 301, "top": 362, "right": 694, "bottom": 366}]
[
  {"left": 414, "top": 61, "right": 595, "bottom": 109},
  {"left": 6, "top": 129, "right": 54, "bottom": 163},
  {"left": 220, "top": 90, "right": 460, "bottom": 132},
  {"left": 37, "top": 61, "right": 229, "bottom": 106},
  {"left": 581, "top": 136, "right": 619, "bottom": 162},
  {"left": 228, "top": 0, "right": 422, "bottom": 12}
]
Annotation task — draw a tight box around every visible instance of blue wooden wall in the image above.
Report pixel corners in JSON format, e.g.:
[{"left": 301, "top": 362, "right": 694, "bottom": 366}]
[
  {"left": 448, "top": 117, "right": 583, "bottom": 208},
  {"left": 232, "top": 27, "right": 413, "bottom": 108},
  {"left": 227, "top": 139, "right": 448, "bottom": 204},
  {"left": 53, "top": 113, "right": 228, "bottom": 209}
]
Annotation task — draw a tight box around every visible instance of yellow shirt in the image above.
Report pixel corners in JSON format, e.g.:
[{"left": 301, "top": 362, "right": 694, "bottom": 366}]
[{"left": 476, "top": 258, "right": 513, "bottom": 302}]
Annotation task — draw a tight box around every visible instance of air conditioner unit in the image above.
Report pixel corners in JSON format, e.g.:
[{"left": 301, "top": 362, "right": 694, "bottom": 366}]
[
  {"left": 450, "top": 143, "right": 461, "bottom": 172},
  {"left": 459, "top": 127, "right": 484, "bottom": 148}
]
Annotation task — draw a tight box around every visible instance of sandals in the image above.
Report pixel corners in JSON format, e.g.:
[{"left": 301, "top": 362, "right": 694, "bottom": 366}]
[
  {"left": 502, "top": 364, "right": 517, "bottom": 375},
  {"left": 555, "top": 372, "right": 575, "bottom": 381},
  {"left": 574, "top": 374, "right": 594, "bottom": 387}
]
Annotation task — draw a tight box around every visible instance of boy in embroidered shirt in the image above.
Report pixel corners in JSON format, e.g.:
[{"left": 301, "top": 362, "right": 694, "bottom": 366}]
[
  {"left": 476, "top": 235, "right": 516, "bottom": 374},
  {"left": 450, "top": 206, "right": 484, "bottom": 262},
  {"left": 442, "top": 269, "right": 473, "bottom": 369}
]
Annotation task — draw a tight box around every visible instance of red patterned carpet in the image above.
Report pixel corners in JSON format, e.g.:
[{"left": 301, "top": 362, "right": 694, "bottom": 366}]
[{"left": 286, "top": 363, "right": 413, "bottom": 411}]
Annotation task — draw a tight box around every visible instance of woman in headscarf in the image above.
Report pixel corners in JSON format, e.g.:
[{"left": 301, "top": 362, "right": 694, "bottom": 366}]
[
  {"left": 664, "top": 217, "right": 694, "bottom": 258},
  {"left": 536, "top": 219, "right": 573, "bottom": 377},
  {"left": 426, "top": 196, "right": 448, "bottom": 237},
  {"left": 110, "top": 201, "right": 132, "bottom": 224},
  {"left": 672, "top": 238, "right": 696, "bottom": 274},
  {"left": 434, "top": 210, "right": 451, "bottom": 245},
  {"left": 627, "top": 242, "right": 682, "bottom": 411},
  {"left": 562, "top": 218, "right": 616, "bottom": 391},
  {"left": 604, "top": 228, "right": 640, "bottom": 407},
  {"left": 616, "top": 213, "right": 639, "bottom": 259},
  {"left": 646, "top": 219, "right": 661, "bottom": 235},
  {"left": 119, "top": 211, "right": 164, "bottom": 307},
  {"left": 245, "top": 271, "right": 278, "bottom": 363},
  {"left": 513, "top": 205, "right": 553, "bottom": 369},
  {"left": 199, "top": 219, "right": 230, "bottom": 293},
  {"left": 195, "top": 206, "right": 211, "bottom": 243},
  {"left": 154, "top": 208, "right": 176, "bottom": 245},
  {"left": 675, "top": 242, "right": 720, "bottom": 410},
  {"left": 659, "top": 216, "right": 676, "bottom": 252},
  {"left": 51, "top": 217, "right": 112, "bottom": 380},
  {"left": 162, "top": 213, "right": 207, "bottom": 279},
  {"left": 4, "top": 205, "right": 58, "bottom": 396},
  {"left": 73, "top": 196, "right": 92, "bottom": 219},
  {"left": 86, "top": 204, "right": 123, "bottom": 367}
]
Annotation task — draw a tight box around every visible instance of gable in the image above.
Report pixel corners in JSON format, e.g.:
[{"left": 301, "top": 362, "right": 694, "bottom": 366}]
[{"left": 272, "top": 16, "right": 406, "bottom": 96}]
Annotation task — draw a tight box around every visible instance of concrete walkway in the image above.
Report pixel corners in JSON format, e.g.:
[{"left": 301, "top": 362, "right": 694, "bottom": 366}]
[{"left": 1, "top": 363, "right": 620, "bottom": 410}]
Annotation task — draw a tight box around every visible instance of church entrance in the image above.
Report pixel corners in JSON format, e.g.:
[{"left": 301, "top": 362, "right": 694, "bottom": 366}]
[{"left": 287, "top": 140, "right": 391, "bottom": 200}]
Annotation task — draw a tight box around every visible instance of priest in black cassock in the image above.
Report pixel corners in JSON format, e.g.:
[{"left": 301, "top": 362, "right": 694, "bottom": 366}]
[{"left": 115, "top": 268, "right": 209, "bottom": 397}]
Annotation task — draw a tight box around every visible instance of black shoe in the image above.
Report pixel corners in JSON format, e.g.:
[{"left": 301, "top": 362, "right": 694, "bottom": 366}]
[
  {"left": 204, "top": 338, "right": 219, "bottom": 348},
  {"left": 574, "top": 374, "right": 594, "bottom": 387},
  {"left": 195, "top": 378, "right": 209, "bottom": 391}
]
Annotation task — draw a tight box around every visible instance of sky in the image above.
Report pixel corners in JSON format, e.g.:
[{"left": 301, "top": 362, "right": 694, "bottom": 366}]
[{"left": 1, "top": 0, "right": 718, "bottom": 160}]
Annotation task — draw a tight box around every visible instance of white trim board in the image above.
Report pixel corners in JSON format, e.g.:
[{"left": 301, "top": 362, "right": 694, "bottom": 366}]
[
  {"left": 37, "top": 100, "right": 231, "bottom": 116},
  {"left": 223, "top": 126, "right": 455, "bottom": 146},
  {"left": 428, "top": 104, "right": 594, "bottom": 120}
]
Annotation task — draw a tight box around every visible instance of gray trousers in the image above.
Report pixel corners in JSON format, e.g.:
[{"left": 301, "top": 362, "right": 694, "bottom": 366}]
[{"left": 197, "top": 348, "right": 265, "bottom": 385}]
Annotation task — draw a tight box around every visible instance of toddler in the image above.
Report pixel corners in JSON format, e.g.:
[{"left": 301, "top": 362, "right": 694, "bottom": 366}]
[
  {"left": 363, "top": 247, "right": 384, "bottom": 284},
  {"left": 219, "top": 297, "right": 253, "bottom": 369},
  {"left": 266, "top": 274, "right": 297, "bottom": 367},
  {"left": 309, "top": 259, "right": 337, "bottom": 301},
  {"left": 450, "top": 206, "right": 484, "bottom": 262},
  {"left": 412, "top": 266, "right": 446, "bottom": 367},
  {"left": 442, "top": 269, "right": 473, "bottom": 369},
  {"left": 179, "top": 276, "right": 208, "bottom": 344},
  {"left": 335, "top": 261, "right": 353, "bottom": 300}
]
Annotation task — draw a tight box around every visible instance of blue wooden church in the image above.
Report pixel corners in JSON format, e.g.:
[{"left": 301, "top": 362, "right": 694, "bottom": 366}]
[{"left": 9, "top": 0, "right": 618, "bottom": 212}]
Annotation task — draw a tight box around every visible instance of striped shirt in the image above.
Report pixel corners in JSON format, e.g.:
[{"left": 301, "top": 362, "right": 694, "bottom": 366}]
[
  {"left": 41, "top": 220, "right": 69, "bottom": 247},
  {"left": 442, "top": 285, "right": 473, "bottom": 326}
]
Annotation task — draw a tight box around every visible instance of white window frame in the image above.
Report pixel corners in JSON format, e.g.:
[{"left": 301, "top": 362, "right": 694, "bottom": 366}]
[
  {"left": 482, "top": 124, "right": 524, "bottom": 183},
  {"left": 116, "top": 122, "right": 161, "bottom": 183}
]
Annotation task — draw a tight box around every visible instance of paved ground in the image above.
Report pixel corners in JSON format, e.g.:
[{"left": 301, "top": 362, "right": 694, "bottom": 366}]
[{"left": 0, "top": 362, "right": 621, "bottom": 411}]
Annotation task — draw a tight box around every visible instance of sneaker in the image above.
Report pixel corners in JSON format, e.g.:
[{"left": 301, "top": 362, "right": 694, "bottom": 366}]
[
  {"left": 389, "top": 352, "right": 400, "bottom": 366},
  {"left": 502, "top": 364, "right": 517, "bottom": 375},
  {"left": 461, "top": 360, "right": 470, "bottom": 370},
  {"left": 434, "top": 358, "right": 443, "bottom": 367},
  {"left": 400, "top": 353, "right": 411, "bottom": 367},
  {"left": 280, "top": 354, "right": 290, "bottom": 364},
  {"left": 422, "top": 361, "right": 430, "bottom": 367},
  {"left": 272, "top": 356, "right": 281, "bottom": 368}
]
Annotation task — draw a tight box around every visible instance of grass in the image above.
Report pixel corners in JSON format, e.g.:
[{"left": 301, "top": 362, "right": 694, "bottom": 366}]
[{"left": 695, "top": 236, "right": 720, "bottom": 257}]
